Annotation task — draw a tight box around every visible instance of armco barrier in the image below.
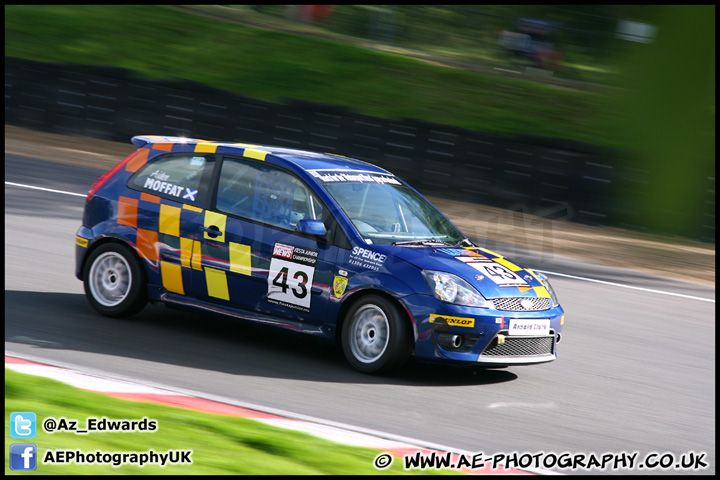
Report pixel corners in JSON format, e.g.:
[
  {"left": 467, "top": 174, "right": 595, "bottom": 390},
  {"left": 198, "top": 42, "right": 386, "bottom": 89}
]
[{"left": 4, "top": 57, "right": 714, "bottom": 242}]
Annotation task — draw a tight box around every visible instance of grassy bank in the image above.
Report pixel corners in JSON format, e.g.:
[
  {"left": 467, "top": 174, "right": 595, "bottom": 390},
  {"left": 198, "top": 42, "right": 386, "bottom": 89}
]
[
  {"left": 5, "top": 369, "right": 455, "bottom": 475},
  {"left": 4, "top": 5, "right": 618, "bottom": 147}
]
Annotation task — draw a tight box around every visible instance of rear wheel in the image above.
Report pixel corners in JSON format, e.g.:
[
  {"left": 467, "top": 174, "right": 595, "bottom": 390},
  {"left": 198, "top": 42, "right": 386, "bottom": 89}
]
[
  {"left": 83, "top": 242, "right": 147, "bottom": 317},
  {"left": 341, "top": 295, "right": 411, "bottom": 374}
]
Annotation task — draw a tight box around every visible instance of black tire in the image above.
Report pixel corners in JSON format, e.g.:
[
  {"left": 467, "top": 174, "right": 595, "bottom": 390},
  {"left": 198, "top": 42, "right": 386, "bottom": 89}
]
[
  {"left": 83, "top": 242, "right": 147, "bottom": 317},
  {"left": 341, "top": 295, "right": 412, "bottom": 374}
]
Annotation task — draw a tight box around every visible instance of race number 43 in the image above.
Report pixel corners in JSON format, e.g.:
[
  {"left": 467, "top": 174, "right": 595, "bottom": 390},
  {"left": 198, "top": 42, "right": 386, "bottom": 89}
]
[
  {"left": 267, "top": 258, "right": 315, "bottom": 310},
  {"left": 469, "top": 262, "right": 528, "bottom": 287}
]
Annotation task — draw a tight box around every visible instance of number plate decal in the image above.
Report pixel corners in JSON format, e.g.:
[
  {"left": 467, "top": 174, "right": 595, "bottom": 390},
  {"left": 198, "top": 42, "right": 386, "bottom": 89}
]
[
  {"left": 508, "top": 319, "right": 550, "bottom": 336},
  {"left": 267, "top": 243, "right": 319, "bottom": 312}
]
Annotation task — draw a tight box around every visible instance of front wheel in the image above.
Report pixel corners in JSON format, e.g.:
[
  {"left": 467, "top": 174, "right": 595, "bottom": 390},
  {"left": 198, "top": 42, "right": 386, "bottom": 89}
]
[
  {"left": 83, "top": 242, "right": 147, "bottom": 317},
  {"left": 341, "top": 295, "right": 412, "bottom": 374}
]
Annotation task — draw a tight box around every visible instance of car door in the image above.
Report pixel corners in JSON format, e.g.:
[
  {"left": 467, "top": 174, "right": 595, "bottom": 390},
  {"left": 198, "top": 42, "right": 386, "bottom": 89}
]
[{"left": 191, "top": 155, "right": 338, "bottom": 328}]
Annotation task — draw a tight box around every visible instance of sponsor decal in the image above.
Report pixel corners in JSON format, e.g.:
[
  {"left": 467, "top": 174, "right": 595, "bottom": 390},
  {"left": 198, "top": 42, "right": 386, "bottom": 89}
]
[
  {"left": 456, "top": 256, "right": 491, "bottom": 263},
  {"left": 437, "top": 248, "right": 479, "bottom": 257},
  {"left": 273, "top": 243, "right": 294, "bottom": 259},
  {"left": 183, "top": 188, "right": 198, "bottom": 201},
  {"left": 439, "top": 249, "right": 491, "bottom": 265},
  {"left": 149, "top": 169, "right": 170, "bottom": 181},
  {"left": 143, "top": 177, "right": 187, "bottom": 199},
  {"left": 520, "top": 299, "right": 535, "bottom": 310},
  {"left": 310, "top": 170, "right": 401, "bottom": 185},
  {"left": 332, "top": 276, "right": 348, "bottom": 298},
  {"left": 429, "top": 314, "right": 475, "bottom": 328},
  {"left": 75, "top": 236, "right": 89, "bottom": 248},
  {"left": 508, "top": 319, "right": 550, "bottom": 336},
  {"left": 267, "top": 243, "right": 319, "bottom": 312},
  {"left": 349, "top": 246, "right": 387, "bottom": 271}
]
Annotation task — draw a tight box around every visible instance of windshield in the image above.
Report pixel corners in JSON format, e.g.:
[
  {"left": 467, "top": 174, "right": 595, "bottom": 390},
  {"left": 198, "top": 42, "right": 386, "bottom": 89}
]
[{"left": 318, "top": 172, "right": 465, "bottom": 246}]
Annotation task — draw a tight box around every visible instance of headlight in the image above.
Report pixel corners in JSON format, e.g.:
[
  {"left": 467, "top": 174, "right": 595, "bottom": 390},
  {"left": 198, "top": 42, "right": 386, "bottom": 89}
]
[
  {"left": 422, "top": 270, "right": 490, "bottom": 308},
  {"left": 533, "top": 270, "right": 560, "bottom": 308}
]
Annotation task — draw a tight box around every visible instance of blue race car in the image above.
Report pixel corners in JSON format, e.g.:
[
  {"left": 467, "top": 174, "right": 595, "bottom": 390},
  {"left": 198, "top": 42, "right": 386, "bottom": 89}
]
[{"left": 76, "top": 135, "right": 564, "bottom": 373}]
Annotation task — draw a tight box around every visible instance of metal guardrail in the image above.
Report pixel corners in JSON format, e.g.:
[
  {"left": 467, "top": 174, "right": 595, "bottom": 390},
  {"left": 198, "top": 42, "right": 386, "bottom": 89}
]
[{"left": 4, "top": 57, "right": 714, "bottom": 242}]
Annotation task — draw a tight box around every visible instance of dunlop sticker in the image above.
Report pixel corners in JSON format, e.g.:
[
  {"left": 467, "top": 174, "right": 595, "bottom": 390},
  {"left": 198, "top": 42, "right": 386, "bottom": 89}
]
[{"left": 429, "top": 314, "right": 475, "bottom": 328}]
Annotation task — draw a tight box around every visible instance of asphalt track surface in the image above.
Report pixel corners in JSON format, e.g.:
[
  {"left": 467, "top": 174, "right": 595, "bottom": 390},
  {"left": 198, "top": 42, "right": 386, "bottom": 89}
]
[{"left": 5, "top": 153, "right": 716, "bottom": 475}]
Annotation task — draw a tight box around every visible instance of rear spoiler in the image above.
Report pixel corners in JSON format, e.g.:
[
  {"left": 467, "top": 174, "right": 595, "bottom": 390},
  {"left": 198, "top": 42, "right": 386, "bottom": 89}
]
[{"left": 131, "top": 135, "right": 207, "bottom": 148}]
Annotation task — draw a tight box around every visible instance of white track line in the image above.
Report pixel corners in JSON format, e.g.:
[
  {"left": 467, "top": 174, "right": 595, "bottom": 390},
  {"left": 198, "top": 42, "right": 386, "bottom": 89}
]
[
  {"left": 5, "top": 181, "right": 87, "bottom": 198},
  {"left": 6, "top": 180, "right": 714, "bottom": 303},
  {"left": 537, "top": 270, "right": 714, "bottom": 303}
]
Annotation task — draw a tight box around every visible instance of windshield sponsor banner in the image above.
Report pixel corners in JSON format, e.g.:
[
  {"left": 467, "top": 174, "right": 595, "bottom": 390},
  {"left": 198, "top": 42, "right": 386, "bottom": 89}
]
[{"left": 309, "top": 170, "right": 401, "bottom": 185}]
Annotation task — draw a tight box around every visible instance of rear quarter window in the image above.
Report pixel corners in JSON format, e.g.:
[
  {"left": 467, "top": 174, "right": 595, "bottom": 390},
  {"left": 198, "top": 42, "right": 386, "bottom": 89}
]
[{"left": 129, "top": 153, "right": 215, "bottom": 206}]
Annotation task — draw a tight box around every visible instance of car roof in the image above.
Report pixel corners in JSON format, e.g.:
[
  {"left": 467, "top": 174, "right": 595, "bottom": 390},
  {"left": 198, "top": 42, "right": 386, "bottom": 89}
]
[{"left": 131, "top": 135, "right": 393, "bottom": 176}]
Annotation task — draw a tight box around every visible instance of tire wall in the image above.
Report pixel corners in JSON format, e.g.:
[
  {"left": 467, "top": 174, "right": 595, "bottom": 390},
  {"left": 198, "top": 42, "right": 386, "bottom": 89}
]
[{"left": 5, "top": 57, "right": 714, "bottom": 242}]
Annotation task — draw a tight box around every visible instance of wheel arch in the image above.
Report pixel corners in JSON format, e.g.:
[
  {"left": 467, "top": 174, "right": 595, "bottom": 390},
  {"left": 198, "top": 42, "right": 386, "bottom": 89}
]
[
  {"left": 334, "top": 289, "right": 416, "bottom": 348},
  {"left": 82, "top": 236, "right": 147, "bottom": 285}
]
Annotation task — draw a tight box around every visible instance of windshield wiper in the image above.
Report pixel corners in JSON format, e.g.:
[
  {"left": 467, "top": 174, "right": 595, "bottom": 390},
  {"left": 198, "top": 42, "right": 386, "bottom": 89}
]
[
  {"left": 392, "top": 239, "right": 450, "bottom": 246},
  {"left": 453, "top": 238, "right": 474, "bottom": 247}
]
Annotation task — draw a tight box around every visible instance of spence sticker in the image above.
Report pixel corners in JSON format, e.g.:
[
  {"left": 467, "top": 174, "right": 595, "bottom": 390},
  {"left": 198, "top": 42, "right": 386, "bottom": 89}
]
[
  {"left": 267, "top": 243, "right": 319, "bottom": 312},
  {"left": 349, "top": 246, "right": 386, "bottom": 271}
]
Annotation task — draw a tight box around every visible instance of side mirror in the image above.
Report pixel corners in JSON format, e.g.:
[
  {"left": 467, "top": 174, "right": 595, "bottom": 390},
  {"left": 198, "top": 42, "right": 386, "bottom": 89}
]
[{"left": 295, "top": 219, "right": 327, "bottom": 237}]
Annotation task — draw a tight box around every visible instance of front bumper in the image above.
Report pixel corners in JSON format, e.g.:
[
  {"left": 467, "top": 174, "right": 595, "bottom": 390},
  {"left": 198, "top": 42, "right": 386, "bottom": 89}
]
[{"left": 402, "top": 293, "right": 564, "bottom": 366}]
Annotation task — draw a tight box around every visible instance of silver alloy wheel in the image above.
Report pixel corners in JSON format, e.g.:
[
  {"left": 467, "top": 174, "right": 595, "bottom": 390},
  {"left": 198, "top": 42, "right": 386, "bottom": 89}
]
[
  {"left": 88, "top": 251, "right": 132, "bottom": 307},
  {"left": 349, "top": 304, "right": 390, "bottom": 363}
]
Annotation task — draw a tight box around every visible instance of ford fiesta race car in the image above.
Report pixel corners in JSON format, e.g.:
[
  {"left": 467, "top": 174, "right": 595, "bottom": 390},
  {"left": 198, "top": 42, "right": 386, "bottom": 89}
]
[{"left": 76, "top": 135, "right": 565, "bottom": 374}]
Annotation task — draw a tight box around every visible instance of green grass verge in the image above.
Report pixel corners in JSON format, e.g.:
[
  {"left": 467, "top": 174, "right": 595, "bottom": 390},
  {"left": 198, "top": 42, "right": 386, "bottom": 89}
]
[
  {"left": 5, "top": 369, "right": 456, "bottom": 475},
  {"left": 4, "top": 5, "right": 622, "bottom": 148}
]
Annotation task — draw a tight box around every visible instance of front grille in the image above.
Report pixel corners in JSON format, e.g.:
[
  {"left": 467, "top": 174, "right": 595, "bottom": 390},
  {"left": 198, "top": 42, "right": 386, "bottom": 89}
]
[
  {"left": 481, "top": 333, "right": 555, "bottom": 357},
  {"left": 492, "top": 297, "right": 551, "bottom": 311}
]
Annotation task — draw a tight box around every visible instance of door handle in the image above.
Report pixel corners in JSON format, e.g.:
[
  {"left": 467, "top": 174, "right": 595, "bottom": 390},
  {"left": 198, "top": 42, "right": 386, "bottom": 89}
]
[{"left": 200, "top": 225, "right": 222, "bottom": 238}]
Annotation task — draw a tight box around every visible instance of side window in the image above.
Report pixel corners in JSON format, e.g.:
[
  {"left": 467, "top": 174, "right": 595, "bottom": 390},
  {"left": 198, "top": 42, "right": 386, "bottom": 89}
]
[
  {"left": 216, "top": 157, "right": 324, "bottom": 231},
  {"left": 130, "top": 153, "right": 215, "bottom": 206}
]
